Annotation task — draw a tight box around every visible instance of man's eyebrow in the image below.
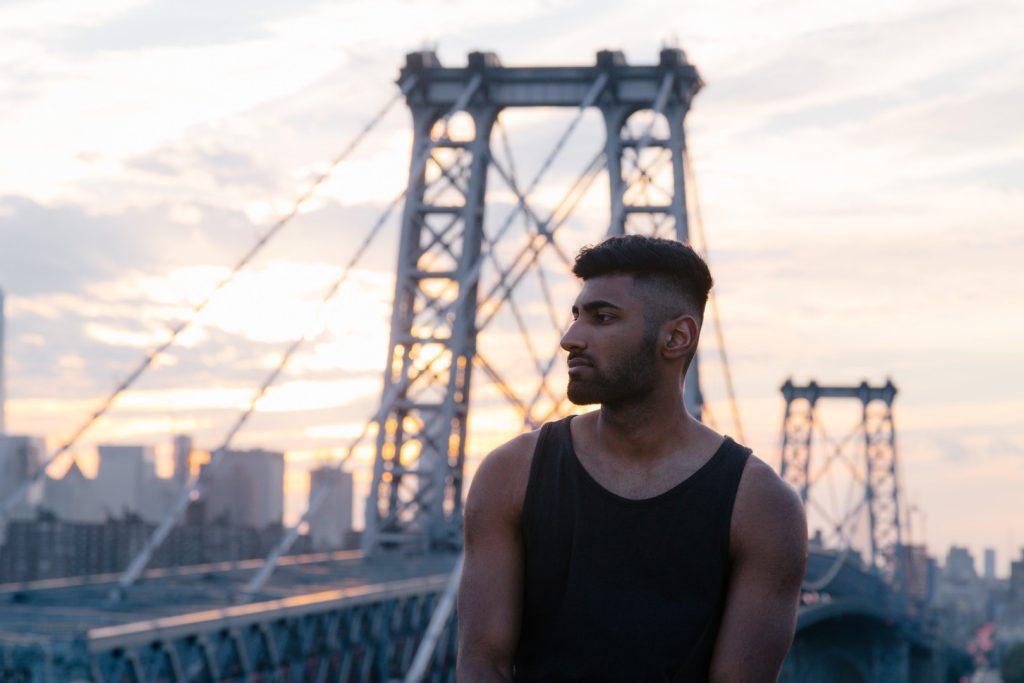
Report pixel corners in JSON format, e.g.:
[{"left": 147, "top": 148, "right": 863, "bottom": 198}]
[{"left": 577, "top": 300, "right": 623, "bottom": 313}]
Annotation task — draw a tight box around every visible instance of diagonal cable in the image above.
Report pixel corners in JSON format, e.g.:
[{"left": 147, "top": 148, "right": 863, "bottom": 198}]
[
  {"left": 402, "top": 552, "right": 464, "bottom": 683},
  {"left": 0, "top": 83, "right": 411, "bottom": 522},
  {"left": 485, "top": 152, "right": 609, "bottom": 417},
  {"left": 487, "top": 156, "right": 573, "bottom": 266},
  {"left": 252, "top": 74, "right": 603, "bottom": 572},
  {"left": 684, "top": 146, "right": 746, "bottom": 444},
  {"left": 478, "top": 149, "right": 607, "bottom": 333},
  {"left": 473, "top": 353, "right": 533, "bottom": 418},
  {"left": 242, "top": 254, "right": 488, "bottom": 595},
  {"left": 609, "top": 71, "right": 674, "bottom": 233},
  {"left": 481, "top": 74, "right": 607, "bottom": 259},
  {"left": 481, "top": 155, "right": 610, "bottom": 423},
  {"left": 114, "top": 190, "right": 405, "bottom": 596},
  {"left": 533, "top": 262, "right": 563, "bottom": 334}
]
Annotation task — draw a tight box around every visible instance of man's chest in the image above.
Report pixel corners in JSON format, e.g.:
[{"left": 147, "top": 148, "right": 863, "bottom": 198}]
[{"left": 576, "top": 451, "right": 710, "bottom": 499}]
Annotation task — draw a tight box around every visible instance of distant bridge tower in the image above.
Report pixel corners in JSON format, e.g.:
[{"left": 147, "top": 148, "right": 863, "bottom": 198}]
[
  {"left": 779, "top": 379, "right": 905, "bottom": 591},
  {"left": 364, "top": 49, "right": 703, "bottom": 554}
]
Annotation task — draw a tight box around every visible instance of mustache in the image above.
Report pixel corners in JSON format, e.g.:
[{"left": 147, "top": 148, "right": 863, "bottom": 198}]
[{"left": 567, "top": 352, "right": 594, "bottom": 364}]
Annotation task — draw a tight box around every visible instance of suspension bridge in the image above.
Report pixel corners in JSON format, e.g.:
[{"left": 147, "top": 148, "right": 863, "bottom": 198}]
[{"left": 0, "top": 48, "right": 971, "bottom": 682}]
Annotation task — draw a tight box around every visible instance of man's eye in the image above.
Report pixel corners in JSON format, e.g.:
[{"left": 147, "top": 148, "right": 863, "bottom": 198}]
[{"left": 595, "top": 313, "right": 614, "bottom": 323}]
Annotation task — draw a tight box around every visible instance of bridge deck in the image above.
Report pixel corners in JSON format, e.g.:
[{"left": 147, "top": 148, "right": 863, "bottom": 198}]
[{"left": 0, "top": 551, "right": 457, "bottom": 643}]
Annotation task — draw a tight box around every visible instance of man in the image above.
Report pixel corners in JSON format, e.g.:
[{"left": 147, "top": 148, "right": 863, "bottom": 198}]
[{"left": 457, "top": 235, "right": 807, "bottom": 682}]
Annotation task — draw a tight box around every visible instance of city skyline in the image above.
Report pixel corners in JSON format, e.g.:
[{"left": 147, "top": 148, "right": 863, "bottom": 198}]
[{"left": 0, "top": 0, "right": 1022, "bottom": 573}]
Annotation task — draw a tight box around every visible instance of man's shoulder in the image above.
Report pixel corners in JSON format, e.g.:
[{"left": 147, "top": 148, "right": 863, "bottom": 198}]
[
  {"left": 735, "top": 454, "right": 800, "bottom": 501},
  {"left": 466, "top": 427, "right": 542, "bottom": 522},
  {"left": 731, "top": 453, "right": 807, "bottom": 559},
  {"left": 479, "top": 428, "right": 541, "bottom": 476}
]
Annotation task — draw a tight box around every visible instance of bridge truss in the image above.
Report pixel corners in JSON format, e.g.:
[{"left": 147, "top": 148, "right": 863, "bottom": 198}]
[
  {"left": 363, "top": 48, "right": 705, "bottom": 554},
  {"left": 1, "top": 570, "right": 455, "bottom": 683},
  {"left": 779, "top": 379, "right": 906, "bottom": 595}
]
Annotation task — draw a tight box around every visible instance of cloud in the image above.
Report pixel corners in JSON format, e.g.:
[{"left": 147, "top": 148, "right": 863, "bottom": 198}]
[
  {"left": 59, "top": 0, "right": 327, "bottom": 53},
  {"left": 0, "top": 195, "right": 254, "bottom": 294}
]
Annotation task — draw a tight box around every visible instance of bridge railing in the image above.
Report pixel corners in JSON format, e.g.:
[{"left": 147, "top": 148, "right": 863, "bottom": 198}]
[
  {"left": 1, "top": 574, "right": 456, "bottom": 683},
  {"left": 91, "top": 574, "right": 455, "bottom": 683}
]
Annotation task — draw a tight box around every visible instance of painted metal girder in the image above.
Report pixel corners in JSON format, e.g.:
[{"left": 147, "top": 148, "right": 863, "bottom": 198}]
[
  {"left": 0, "top": 576, "right": 457, "bottom": 682},
  {"left": 779, "top": 379, "right": 905, "bottom": 595},
  {"left": 364, "top": 48, "right": 706, "bottom": 555}
]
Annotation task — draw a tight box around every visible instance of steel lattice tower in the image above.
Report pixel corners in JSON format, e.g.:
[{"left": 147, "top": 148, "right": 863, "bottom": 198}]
[
  {"left": 364, "top": 49, "right": 704, "bottom": 554},
  {"left": 779, "top": 379, "right": 904, "bottom": 589}
]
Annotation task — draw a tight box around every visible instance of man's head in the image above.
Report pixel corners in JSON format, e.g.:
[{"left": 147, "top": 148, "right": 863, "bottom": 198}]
[
  {"left": 561, "top": 235, "right": 713, "bottom": 407},
  {"left": 571, "top": 235, "right": 713, "bottom": 330}
]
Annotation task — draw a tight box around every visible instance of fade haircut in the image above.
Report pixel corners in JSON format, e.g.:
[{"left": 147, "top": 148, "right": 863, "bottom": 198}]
[{"left": 571, "top": 235, "right": 713, "bottom": 328}]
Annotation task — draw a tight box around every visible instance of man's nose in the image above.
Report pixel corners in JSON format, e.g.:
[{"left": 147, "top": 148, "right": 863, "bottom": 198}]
[{"left": 560, "top": 320, "right": 585, "bottom": 353}]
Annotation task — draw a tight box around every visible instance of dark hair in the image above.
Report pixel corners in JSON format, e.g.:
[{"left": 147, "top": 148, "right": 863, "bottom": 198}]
[{"left": 571, "top": 235, "right": 713, "bottom": 324}]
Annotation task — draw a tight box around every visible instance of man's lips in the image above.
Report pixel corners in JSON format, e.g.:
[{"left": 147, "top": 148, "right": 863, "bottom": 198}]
[{"left": 567, "top": 356, "right": 593, "bottom": 375}]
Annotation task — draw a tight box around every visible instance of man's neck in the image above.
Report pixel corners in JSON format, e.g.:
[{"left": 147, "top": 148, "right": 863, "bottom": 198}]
[{"left": 594, "top": 385, "right": 700, "bottom": 463}]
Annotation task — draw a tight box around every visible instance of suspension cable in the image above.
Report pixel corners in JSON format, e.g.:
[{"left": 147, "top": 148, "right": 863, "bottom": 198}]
[
  {"left": 402, "top": 553, "right": 464, "bottom": 683},
  {"left": 487, "top": 151, "right": 609, "bottom": 424},
  {"left": 0, "top": 84, "right": 411, "bottom": 523},
  {"left": 248, "top": 74, "right": 612, "bottom": 577},
  {"left": 242, "top": 76, "right": 498, "bottom": 592},
  {"left": 483, "top": 72, "right": 607, "bottom": 254},
  {"left": 113, "top": 189, "right": 405, "bottom": 597},
  {"left": 683, "top": 147, "right": 746, "bottom": 444},
  {"left": 241, "top": 253, "right": 487, "bottom": 597},
  {"left": 609, "top": 71, "right": 674, "bottom": 234},
  {"left": 478, "top": 148, "right": 607, "bottom": 333}
]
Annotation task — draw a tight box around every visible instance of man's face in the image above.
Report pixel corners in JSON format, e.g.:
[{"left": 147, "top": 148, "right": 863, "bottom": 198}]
[{"left": 560, "top": 274, "right": 659, "bottom": 406}]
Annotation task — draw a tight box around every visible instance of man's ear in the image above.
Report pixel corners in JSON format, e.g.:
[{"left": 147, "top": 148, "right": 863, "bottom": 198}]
[{"left": 662, "top": 314, "right": 699, "bottom": 360}]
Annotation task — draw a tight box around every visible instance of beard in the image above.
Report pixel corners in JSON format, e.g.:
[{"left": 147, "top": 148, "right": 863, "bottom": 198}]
[{"left": 566, "top": 328, "right": 658, "bottom": 407}]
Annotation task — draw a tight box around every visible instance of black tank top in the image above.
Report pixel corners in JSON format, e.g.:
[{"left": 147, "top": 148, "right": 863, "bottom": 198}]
[{"left": 513, "top": 416, "right": 751, "bottom": 682}]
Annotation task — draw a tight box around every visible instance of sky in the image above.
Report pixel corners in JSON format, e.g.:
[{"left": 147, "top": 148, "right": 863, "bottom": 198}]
[{"left": 0, "top": 0, "right": 1022, "bottom": 573}]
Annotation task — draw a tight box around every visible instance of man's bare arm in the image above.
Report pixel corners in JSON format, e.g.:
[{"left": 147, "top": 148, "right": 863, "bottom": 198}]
[
  {"left": 709, "top": 458, "right": 808, "bottom": 683},
  {"left": 457, "top": 435, "right": 534, "bottom": 682}
]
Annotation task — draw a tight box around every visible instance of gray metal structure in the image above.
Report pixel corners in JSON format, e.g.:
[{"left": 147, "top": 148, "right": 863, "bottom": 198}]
[
  {"left": 0, "top": 552, "right": 458, "bottom": 683},
  {"left": 364, "top": 48, "right": 704, "bottom": 554},
  {"left": 782, "top": 548, "right": 971, "bottom": 682},
  {"left": 779, "top": 379, "right": 905, "bottom": 591}
]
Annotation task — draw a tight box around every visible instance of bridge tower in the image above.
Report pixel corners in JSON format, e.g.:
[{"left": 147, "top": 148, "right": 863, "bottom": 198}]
[
  {"left": 779, "top": 379, "right": 905, "bottom": 591},
  {"left": 364, "top": 49, "right": 704, "bottom": 554}
]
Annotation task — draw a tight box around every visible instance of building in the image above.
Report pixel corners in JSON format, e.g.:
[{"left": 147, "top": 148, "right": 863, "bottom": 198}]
[
  {"left": 93, "top": 444, "right": 154, "bottom": 518},
  {"left": 0, "top": 512, "right": 152, "bottom": 583},
  {"left": 900, "top": 543, "right": 933, "bottom": 607},
  {"left": 0, "top": 512, "right": 312, "bottom": 583},
  {"left": 934, "top": 546, "right": 989, "bottom": 646},
  {"left": 201, "top": 449, "right": 284, "bottom": 529},
  {"left": 1011, "top": 551, "right": 1024, "bottom": 609},
  {"left": 92, "top": 444, "right": 177, "bottom": 523},
  {"left": 308, "top": 466, "right": 354, "bottom": 550},
  {"left": 41, "top": 460, "right": 105, "bottom": 522},
  {"left": 996, "top": 550, "right": 1024, "bottom": 649},
  {"left": 945, "top": 546, "right": 978, "bottom": 583},
  {"left": 984, "top": 548, "right": 997, "bottom": 581},
  {"left": 0, "top": 294, "right": 45, "bottom": 531},
  {"left": 0, "top": 434, "right": 45, "bottom": 519},
  {"left": 173, "top": 434, "right": 192, "bottom": 485}
]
